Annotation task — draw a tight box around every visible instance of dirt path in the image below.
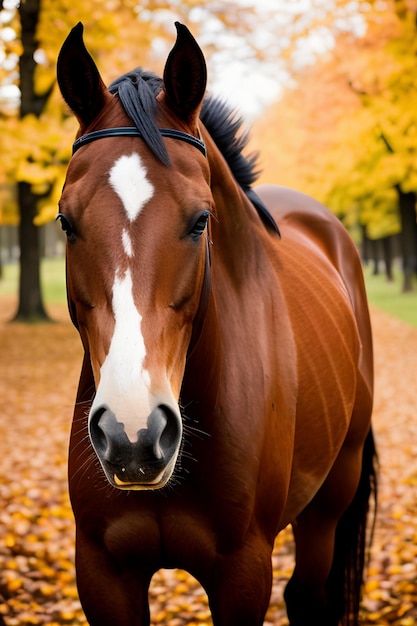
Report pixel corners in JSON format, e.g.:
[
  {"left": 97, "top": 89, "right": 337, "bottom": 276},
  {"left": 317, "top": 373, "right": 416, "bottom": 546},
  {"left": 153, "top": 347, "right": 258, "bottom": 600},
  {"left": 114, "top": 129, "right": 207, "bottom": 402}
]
[{"left": 0, "top": 296, "right": 416, "bottom": 625}]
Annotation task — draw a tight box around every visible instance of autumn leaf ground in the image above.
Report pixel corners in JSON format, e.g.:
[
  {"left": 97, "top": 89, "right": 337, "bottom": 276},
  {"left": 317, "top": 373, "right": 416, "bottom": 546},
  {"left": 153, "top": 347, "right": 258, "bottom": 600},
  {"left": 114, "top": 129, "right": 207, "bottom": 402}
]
[{"left": 0, "top": 295, "right": 416, "bottom": 625}]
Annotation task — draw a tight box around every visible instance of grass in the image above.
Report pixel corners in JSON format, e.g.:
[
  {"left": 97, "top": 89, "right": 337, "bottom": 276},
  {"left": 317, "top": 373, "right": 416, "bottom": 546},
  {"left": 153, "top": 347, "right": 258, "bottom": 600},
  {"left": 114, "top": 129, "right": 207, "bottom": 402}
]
[
  {"left": 0, "top": 257, "right": 67, "bottom": 305},
  {"left": 0, "top": 257, "right": 416, "bottom": 327},
  {"left": 363, "top": 264, "right": 417, "bottom": 328}
]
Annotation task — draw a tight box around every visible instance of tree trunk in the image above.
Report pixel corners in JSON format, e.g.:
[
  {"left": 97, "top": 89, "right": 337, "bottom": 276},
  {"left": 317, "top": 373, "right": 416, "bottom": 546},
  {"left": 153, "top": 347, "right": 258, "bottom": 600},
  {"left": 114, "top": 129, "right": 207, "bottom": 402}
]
[
  {"left": 14, "top": 182, "right": 47, "bottom": 320},
  {"left": 396, "top": 186, "right": 417, "bottom": 292},
  {"left": 370, "top": 238, "right": 380, "bottom": 276},
  {"left": 382, "top": 236, "right": 393, "bottom": 282},
  {"left": 360, "top": 225, "right": 371, "bottom": 266},
  {"left": 14, "top": 0, "right": 49, "bottom": 321}
]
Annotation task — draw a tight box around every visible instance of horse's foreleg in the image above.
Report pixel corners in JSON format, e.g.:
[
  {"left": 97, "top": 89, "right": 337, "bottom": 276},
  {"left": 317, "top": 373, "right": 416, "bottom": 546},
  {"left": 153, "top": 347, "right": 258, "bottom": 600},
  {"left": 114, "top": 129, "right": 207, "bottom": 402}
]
[
  {"left": 284, "top": 515, "right": 339, "bottom": 626},
  {"left": 285, "top": 443, "right": 365, "bottom": 626},
  {"left": 75, "top": 529, "right": 152, "bottom": 626},
  {"left": 206, "top": 535, "right": 273, "bottom": 626}
]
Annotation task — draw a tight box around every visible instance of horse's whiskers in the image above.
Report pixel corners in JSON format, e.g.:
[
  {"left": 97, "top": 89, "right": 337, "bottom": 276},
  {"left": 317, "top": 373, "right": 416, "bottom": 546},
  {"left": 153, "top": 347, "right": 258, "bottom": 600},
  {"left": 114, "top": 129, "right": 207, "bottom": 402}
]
[
  {"left": 70, "top": 451, "right": 97, "bottom": 482},
  {"left": 70, "top": 432, "right": 91, "bottom": 455},
  {"left": 75, "top": 395, "right": 94, "bottom": 408},
  {"left": 182, "top": 422, "right": 210, "bottom": 440}
]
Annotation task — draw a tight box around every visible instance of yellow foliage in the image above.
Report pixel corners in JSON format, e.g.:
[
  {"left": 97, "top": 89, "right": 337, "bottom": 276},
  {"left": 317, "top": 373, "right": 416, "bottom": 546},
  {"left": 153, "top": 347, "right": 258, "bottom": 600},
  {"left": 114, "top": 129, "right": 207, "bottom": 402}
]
[
  {"left": 15, "top": 162, "right": 58, "bottom": 186},
  {"left": 34, "top": 203, "right": 58, "bottom": 226}
]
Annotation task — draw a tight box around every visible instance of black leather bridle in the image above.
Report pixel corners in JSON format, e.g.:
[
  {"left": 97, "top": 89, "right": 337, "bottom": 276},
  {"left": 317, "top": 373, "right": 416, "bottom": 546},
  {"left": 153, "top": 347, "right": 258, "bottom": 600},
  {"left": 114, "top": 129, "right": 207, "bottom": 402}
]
[{"left": 72, "top": 126, "right": 207, "bottom": 157}]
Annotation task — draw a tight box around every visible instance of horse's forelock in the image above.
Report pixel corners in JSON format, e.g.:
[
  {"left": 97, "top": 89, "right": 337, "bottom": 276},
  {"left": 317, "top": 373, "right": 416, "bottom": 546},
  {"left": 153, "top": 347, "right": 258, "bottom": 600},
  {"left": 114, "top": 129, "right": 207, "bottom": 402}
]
[{"left": 109, "top": 69, "right": 170, "bottom": 166}]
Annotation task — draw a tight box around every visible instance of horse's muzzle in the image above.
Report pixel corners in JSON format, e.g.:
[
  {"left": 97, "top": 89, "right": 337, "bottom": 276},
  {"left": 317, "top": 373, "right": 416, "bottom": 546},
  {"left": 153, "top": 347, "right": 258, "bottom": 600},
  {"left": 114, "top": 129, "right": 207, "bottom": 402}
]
[{"left": 89, "top": 404, "right": 181, "bottom": 490}]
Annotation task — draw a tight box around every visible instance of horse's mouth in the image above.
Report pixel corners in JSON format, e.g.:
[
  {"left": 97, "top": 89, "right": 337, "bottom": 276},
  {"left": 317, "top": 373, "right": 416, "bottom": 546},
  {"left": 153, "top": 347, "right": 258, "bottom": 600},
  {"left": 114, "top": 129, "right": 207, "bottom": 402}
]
[{"left": 112, "top": 469, "right": 171, "bottom": 491}]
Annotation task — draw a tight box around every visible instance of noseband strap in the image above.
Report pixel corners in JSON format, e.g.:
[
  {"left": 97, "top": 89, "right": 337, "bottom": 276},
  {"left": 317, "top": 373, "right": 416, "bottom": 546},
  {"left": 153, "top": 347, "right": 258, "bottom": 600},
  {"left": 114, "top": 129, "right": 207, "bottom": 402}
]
[{"left": 72, "top": 127, "right": 207, "bottom": 157}]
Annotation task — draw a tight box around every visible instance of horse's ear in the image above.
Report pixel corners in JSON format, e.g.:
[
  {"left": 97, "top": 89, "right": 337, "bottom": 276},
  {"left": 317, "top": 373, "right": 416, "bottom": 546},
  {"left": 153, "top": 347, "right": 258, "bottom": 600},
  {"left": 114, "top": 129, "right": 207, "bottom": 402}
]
[
  {"left": 163, "top": 22, "right": 207, "bottom": 125},
  {"left": 57, "top": 22, "right": 108, "bottom": 126}
]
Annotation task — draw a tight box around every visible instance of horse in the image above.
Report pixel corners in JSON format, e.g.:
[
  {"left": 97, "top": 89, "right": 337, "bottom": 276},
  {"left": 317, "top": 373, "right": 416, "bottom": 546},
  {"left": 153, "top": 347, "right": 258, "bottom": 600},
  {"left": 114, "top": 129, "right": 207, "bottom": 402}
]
[{"left": 57, "top": 22, "right": 377, "bottom": 626}]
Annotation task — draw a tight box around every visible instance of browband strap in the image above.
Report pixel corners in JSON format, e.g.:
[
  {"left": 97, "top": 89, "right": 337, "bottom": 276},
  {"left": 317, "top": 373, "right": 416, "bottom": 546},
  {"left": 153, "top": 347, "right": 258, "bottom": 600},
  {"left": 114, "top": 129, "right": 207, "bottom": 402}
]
[{"left": 72, "top": 127, "right": 207, "bottom": 157}]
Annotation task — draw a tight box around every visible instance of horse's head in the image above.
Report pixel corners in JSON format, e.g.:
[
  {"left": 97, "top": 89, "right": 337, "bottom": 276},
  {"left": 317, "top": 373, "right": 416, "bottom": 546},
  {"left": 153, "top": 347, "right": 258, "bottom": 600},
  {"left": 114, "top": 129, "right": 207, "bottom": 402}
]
[{"left": 57, "top": 23, "right": 213, "bottom": 490}]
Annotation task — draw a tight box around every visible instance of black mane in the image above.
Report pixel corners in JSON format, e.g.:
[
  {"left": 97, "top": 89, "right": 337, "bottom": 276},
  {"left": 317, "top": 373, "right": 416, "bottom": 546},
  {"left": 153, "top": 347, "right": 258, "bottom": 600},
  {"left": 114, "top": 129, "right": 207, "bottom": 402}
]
[
  {"left": 109, "top": 68, "right": 259, "bottom": 188},
  {"left": 200, "top": 95, "right": 260, "bottom": 192},
  {"left": 109, "top": 68, "right": 279, "bottom": 234}
]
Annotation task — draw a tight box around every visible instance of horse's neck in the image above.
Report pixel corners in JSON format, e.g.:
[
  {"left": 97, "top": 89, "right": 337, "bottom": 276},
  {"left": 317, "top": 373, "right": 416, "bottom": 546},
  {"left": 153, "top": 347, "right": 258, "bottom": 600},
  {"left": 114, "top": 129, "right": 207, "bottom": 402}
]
[
  {"left": 189, "top": 134, "right": 269, "bottom": 352},
  {"left": 205, "top": 140, "right": 262, "bottom": 263}
]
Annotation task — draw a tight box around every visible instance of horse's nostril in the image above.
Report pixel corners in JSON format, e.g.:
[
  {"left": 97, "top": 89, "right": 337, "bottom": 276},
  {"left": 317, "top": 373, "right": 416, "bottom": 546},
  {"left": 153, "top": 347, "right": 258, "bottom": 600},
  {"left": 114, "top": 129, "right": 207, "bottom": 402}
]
[
  {"left": 158, "top": 405, "right": 182, "bottom": 458},
  {"left": 90, "top": 406, "right": 130, "bottom": 461},
  {"left": 145, "top": 406, "right": 168, "bottom": 460},
  {"left": 90, "top": 407, "right": 108, "bottom": 455}
]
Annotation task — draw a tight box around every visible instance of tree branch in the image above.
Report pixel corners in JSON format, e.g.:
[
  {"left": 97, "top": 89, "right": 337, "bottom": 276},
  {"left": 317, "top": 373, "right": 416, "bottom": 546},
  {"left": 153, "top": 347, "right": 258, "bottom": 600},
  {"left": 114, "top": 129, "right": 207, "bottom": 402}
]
[{"left": 379, "top": 131, "right": 394, "bottom": 154}]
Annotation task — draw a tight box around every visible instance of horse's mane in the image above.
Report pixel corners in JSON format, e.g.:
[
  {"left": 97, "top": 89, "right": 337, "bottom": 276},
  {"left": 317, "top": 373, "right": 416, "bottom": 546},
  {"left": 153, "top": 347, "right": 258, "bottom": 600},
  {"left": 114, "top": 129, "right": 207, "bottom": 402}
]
[
  {"left": 200, "top": 95, "right": 259, "bottom": 192},
  {"left": 109, "top": 68, "right": 259, "bottom": 190}
]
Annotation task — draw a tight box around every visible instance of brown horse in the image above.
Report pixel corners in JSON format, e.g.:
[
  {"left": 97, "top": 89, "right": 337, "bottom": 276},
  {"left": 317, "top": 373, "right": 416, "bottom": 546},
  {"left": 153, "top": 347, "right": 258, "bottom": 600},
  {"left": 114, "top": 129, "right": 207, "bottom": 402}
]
[{"left": 57, "top": 22, "right": 376, "bottom": 626}]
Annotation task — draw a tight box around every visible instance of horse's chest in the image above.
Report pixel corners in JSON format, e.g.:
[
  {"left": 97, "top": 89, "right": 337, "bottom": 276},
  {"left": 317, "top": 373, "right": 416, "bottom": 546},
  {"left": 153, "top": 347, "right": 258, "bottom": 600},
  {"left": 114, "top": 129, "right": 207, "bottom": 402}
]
[{"left": 103, "top": 505, "right": 217, "bottom": 571}]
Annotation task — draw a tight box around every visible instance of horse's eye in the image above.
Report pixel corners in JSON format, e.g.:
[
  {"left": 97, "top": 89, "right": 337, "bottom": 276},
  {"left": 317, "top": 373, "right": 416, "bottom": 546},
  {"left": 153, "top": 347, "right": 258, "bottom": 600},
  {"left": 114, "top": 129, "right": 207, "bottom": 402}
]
[
  {"left": 190, "top": 212, "right": 209, "bottom": 241},
  {"left": 56, "top": 213, "right": 76, "bottom": 243}
]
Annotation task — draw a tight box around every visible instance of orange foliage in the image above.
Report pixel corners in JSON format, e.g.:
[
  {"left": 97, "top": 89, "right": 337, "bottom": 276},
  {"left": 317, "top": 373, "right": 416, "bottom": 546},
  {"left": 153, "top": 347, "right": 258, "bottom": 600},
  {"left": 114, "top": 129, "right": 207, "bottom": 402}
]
[{"left": 251, "top": 2, "right": 417, "bottom": 239}]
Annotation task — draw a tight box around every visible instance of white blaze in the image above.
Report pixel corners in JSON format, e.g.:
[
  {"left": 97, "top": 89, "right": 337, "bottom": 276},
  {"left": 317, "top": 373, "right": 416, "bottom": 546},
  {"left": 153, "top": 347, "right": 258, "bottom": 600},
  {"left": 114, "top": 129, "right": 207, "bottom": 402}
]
[
  {"left": 122, "top": 228, "right": 133, "bottom": 257},
  {"left": 109, "top": 152, "right": 154, "bottom": 222},
  {"left": 90, "top": 267, "right": 181, "bottom": 444},
  {"left": 90, "top": 268, "right": 152, "bottom": 442}
]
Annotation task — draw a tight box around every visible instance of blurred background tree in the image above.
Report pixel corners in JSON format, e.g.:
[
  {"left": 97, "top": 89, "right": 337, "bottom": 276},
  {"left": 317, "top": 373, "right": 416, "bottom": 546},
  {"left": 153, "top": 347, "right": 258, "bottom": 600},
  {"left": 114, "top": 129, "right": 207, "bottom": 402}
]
[{"left": 253, "top": 0, "right": 417, "bottom": 291}]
